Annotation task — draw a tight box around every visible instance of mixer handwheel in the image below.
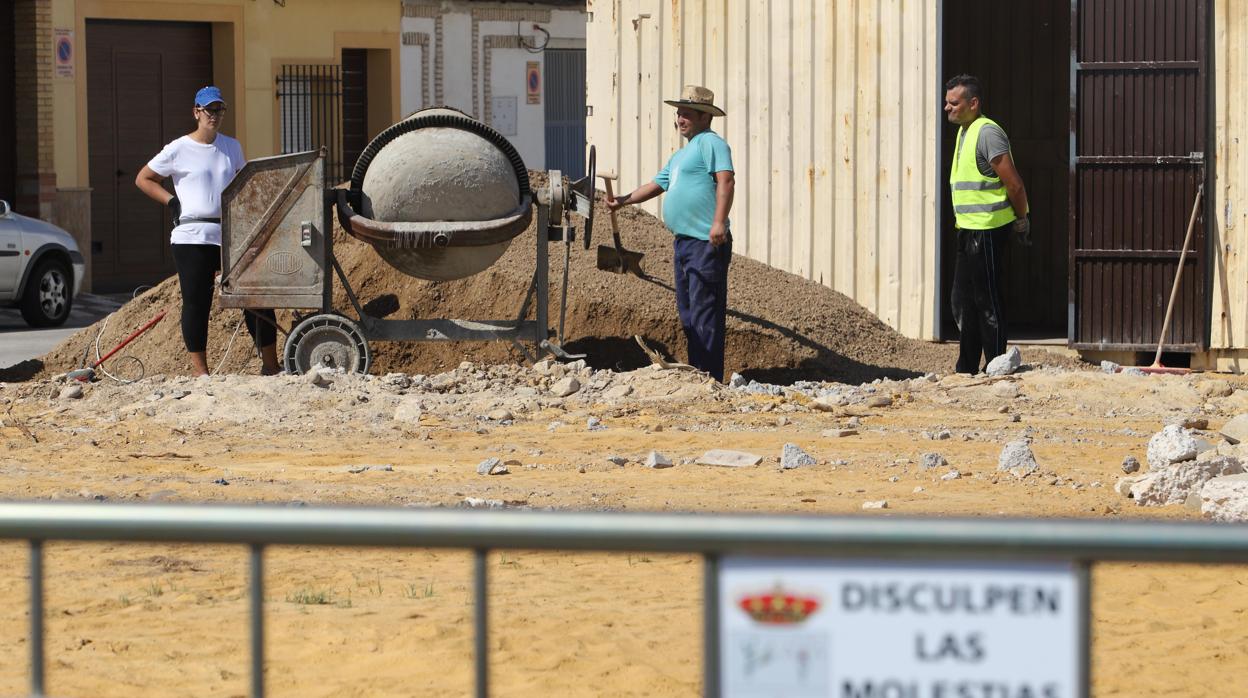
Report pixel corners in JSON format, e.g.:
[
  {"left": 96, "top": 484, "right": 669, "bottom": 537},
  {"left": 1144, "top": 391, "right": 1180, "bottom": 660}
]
[{"left": 284, "top": 314, "right": 372, "bottom": 375}]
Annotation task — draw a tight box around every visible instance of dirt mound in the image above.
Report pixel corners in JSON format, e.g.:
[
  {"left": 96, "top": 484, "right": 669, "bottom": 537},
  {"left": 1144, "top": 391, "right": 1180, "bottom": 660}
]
[{"left": 19, "top": 182, "right": 1078, "bottom": 384}]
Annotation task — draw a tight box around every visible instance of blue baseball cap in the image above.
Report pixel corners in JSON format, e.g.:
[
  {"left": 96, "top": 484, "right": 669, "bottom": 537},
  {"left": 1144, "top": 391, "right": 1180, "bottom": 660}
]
[{"left": 194, "top": 86, "right": 225, "bottom": 107}]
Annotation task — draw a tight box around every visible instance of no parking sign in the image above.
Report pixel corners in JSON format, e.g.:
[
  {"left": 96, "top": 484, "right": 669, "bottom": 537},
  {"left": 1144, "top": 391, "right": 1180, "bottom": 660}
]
[
  {"left": 526, "top": 61, "right": 540, "bottom": 104},
  {"left": 54, "top": 29, "right": 74, "bottom": 78}
]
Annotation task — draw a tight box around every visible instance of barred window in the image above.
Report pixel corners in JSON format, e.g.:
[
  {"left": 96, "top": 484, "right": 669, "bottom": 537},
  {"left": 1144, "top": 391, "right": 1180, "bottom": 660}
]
[{"left": 276, "top": 64, "right": 344, "bottom": 183}]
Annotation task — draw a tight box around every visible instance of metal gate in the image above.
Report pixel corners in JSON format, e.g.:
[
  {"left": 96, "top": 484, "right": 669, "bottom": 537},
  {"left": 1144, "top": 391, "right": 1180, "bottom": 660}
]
[
  {"left": 544, "top": 49, "right": 586, "bottom": 179},
  {"left": 1070, "top": 0, "right": 1208, "bottom": 351},
  {"left": 276, "top": 64, "right": 345, "bottom": 184}
]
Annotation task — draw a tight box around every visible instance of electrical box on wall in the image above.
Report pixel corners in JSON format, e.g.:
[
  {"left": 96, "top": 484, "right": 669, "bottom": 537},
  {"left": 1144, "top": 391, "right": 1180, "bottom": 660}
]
[{"left": 491, "top": 96, "right": 517, "bottom": 136}]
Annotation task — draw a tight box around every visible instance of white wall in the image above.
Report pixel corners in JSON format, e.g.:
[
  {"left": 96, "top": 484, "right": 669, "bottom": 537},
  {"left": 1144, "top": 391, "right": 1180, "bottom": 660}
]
[{"left": 400, "top": 1, "right": 587, "bottom": 171}]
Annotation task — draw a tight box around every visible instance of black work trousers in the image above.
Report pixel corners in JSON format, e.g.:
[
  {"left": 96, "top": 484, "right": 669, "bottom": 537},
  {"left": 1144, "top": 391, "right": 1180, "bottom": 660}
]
[
  {"left": 171, "top": 244, "right": 276, "bottom": 354},
  {"left": 950, "top": 225, "right": 1010, "bottom": 374}
]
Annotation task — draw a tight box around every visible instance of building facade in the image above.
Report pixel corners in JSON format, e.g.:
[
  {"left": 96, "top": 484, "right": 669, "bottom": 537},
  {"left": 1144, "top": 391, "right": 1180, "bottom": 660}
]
[
  {"left": 401, "top": 0, "right": 587, "bottom": 177},
  {"left": 4, "top": 0, "right": 586, "bottom": 292}
]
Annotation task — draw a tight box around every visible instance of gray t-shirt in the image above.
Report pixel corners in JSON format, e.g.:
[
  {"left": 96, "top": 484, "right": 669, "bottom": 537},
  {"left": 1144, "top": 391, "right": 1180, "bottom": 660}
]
[{"left": 955, "top": 122, "right": 1012, "bottom": 178}]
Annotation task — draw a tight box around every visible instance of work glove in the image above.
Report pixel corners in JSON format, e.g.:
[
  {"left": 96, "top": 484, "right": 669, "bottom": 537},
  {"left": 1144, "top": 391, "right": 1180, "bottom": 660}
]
[
  {"left": 1012, "top": 216, "right": 1032, "bottom": 247},
  {"left": 167, "top": 195, "right": 181, "bottom": 225}
]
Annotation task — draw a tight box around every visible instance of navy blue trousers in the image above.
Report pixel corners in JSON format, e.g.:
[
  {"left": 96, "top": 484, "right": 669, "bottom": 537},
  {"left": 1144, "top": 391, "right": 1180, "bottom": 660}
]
[
  {"left": 950, "top": 225, "right": 1010, "bottom": 374},
  {"left": 673, "top": 234, "right": 731, "bottom": 381}
]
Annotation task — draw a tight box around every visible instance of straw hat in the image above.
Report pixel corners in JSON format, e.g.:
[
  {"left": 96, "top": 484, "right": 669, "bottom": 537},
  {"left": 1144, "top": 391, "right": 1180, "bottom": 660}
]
[{"left": 664, "top": 85, "right": 725, "bottom": 117}]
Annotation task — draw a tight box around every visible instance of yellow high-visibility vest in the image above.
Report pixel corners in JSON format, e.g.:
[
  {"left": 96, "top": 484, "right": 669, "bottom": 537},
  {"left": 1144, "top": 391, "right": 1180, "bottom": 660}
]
[{"left": 950, "top": 116, "right": 1018, "bottom": 230}]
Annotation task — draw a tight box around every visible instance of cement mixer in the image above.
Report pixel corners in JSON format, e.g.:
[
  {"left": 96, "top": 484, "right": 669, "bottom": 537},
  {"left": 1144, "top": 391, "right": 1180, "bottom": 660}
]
[{"left": 217, "top": 107, "right": 596, "bottom": 374}]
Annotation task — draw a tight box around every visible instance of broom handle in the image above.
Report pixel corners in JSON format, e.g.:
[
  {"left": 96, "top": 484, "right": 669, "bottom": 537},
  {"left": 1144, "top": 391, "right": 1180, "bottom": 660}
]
[
  {"left": 93, "top": 309, "right": 167, "bottom": 368},
  {"left": 1153, "top": 184, "right": 1204, "bottom": 366}
]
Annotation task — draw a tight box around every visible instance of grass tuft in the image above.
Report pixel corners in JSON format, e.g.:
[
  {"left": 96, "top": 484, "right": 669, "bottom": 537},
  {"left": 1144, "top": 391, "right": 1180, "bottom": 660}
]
[{"left": 285, "top": 588, "right": 334, "bottom": 605}]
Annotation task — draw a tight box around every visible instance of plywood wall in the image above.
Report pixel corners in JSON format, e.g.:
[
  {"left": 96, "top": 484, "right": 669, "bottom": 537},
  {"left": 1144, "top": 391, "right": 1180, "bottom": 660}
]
[
  {"left": 586, "top": 0, "right": 941, "bottom": 340},
  {"left": 1210, "top": 0, "right": 1248, "bottom": 349}
]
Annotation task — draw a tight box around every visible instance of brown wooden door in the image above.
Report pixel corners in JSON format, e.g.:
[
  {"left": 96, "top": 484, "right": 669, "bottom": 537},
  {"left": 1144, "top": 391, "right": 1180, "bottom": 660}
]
[
  {"left": 1070, "top": 0, "right": 1208, "bottom": 351},
  {"left": 940, "top": 1, "right": 1070, "bottom": 338},
  {"left": 86, "top": 20, "right": 212, "bottom": 292},
  {"left": 0, "top": 1, "right": 15, "bottom": 206}
]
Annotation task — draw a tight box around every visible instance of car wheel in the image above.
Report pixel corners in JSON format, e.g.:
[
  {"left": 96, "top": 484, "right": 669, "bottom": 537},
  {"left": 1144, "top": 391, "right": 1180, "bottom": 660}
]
[{"left": 19, "top": 258, "right": 73, "bottom": 327}]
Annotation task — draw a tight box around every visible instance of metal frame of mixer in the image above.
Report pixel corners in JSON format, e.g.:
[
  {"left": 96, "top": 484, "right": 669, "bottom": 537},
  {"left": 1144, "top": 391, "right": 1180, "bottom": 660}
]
[{"left": 221, "top": 145, "right": 597, "bottom": 374}]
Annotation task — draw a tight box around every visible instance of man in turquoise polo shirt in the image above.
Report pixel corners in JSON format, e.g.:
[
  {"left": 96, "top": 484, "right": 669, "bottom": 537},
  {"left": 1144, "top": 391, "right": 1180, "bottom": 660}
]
[
  {"left": 608, "top": 85, "right": 736, "bottom": 381},
  {"left": 945, "top": 74, "right": 1030, "bottom": 374}
]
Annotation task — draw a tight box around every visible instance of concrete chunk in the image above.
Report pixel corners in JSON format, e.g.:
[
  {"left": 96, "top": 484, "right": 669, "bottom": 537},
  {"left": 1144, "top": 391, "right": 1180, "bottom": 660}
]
[
  {"left": 810, "top": 397, "right": 842, "bottom": 412},
  {"left": 1131, "top": 457, "right": 1244, "bottom": 506},
  {"left": 603, "top": 384, "right": 633, "bottom": 400},
  {"left": 998, "top": 439, "right": 1039, "bottom": 479},
  {"left": 1219, "top": 414, "right": 1248, "bottom": 445},
  {"left": 644, "top": 451, "right": 673, "bottom": 469},
  {"left": 393, "top": 398, "right": 423, "bottom": 424},
  {"left": 1146, "top": 424, "right": 1213, "bottom": 470},
  {"left": 476, "top": 457, "right": 509, "bottom": 476},
  {"left": 1200, "top": 473, "right": 1248, "bottom": 522},
  {"left": 985, "top": 346, "right": 1022, "bottom": 376},
  {"left": 550, "top": 376, "right": 581, "bottom": 397},
  {"left": 697, "top": 449, "right": 763, "bottom": 467},
  {"left": 780, "top": 443, "right": 817, "bottom": 469},
  {"left": 486, "top": 408, "right": 514, "bottom": 422},
  {"left": 1115, "top": 476, "right": 1143, "bottom": 497}
]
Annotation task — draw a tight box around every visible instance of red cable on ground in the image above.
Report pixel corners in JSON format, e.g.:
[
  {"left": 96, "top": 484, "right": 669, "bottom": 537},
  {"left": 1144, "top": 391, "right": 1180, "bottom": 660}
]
[{"left": 91, "top": 309, "right": 167, "bottom": 369}]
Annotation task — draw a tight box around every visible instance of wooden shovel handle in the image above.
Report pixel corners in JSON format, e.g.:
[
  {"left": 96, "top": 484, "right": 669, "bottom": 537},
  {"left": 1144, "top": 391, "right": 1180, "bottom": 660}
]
[{"left": 602, "top": 178, "right": 621, "bottom": 234}]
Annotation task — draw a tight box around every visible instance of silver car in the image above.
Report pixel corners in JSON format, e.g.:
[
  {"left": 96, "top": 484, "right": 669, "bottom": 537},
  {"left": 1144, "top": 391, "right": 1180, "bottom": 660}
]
[{"left": 0, "top": 199, "right": 85, "bottom": 327}]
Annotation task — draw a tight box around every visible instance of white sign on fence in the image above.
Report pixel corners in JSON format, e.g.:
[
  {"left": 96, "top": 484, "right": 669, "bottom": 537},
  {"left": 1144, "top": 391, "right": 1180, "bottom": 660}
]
[{"left": 719, "top": 557, "right": 1084, "bottom": 698}]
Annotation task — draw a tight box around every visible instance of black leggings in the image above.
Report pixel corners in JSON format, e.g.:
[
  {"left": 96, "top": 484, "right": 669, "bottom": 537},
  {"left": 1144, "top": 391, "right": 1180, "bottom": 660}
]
[{"left": 171, "top": 244, "right": 277, "bottom": 353}]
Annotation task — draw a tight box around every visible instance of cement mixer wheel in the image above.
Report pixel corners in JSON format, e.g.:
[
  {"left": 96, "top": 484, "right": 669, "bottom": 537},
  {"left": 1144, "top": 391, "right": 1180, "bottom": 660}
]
[{"left": 284, "top": 314, "right": 372, "bottom": 375}]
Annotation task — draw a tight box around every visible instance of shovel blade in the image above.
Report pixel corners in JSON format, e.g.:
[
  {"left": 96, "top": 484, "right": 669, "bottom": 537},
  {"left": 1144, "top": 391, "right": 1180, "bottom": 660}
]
[{"left": 596, "top": 245, "right": 646, "bottom": 277}]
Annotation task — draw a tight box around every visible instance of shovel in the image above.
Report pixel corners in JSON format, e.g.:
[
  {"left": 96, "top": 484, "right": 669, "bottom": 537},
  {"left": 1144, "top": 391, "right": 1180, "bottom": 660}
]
[{"left": 596, "top": 173, "right": 646, "bottom": 277}]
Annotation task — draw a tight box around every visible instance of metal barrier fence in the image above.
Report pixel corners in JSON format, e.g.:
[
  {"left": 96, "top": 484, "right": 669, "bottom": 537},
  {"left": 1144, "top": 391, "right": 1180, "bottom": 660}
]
[{"left": 2, "top": 502, "right": 1248, "bottom": 698}]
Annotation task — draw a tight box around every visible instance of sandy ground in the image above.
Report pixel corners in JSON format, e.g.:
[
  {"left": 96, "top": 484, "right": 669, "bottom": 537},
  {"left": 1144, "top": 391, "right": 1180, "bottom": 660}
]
[{"left": 1, "top": 361, "right": 1246, "bottom": 697}]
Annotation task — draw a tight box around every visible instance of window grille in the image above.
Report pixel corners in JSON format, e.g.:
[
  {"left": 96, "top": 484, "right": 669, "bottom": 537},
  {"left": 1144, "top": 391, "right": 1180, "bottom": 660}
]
[{"left": 276, "top": 64, "right": 344, "bottom": 183}]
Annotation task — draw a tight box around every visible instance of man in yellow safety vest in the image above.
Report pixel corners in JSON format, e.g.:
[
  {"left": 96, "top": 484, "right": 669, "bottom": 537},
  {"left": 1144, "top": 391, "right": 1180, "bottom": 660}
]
[{"left": 944, "top": 74, "right": 1030, "bottom": 374}]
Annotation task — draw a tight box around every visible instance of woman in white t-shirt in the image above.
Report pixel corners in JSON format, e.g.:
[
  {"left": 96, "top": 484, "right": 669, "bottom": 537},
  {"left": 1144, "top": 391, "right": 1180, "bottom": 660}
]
[{"left": 135, "top": 86, "right": 280, "bottom": 376}]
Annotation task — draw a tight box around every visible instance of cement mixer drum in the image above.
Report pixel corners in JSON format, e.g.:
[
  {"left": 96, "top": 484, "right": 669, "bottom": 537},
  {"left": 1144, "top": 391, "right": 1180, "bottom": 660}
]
[{"left": 344, "top": 107, "right": 532, "bottom": 281}]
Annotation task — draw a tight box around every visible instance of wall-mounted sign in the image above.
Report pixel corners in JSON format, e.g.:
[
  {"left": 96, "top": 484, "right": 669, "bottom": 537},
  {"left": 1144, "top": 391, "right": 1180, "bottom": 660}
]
[
  {"left": 54, "top": 29, "right": 74, "bottom": 79},
  {"left": 526, "top": 61, "right": 541, "bottom": 105},
  {"left": 719, "top": 557, "right": 1085, "bottom": 698}
]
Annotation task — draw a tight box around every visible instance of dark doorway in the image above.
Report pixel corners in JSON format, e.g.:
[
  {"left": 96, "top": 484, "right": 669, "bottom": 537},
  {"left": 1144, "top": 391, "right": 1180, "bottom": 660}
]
[
  {"left": 940, "top": 1, "right": 1070, "bottom": 340},
  {"left": 341, "top": 48, "right": 368, "bottom": 184},
  {"left": 544, "top": 48, "right": 586, "bottom": 179},
  {"left": 0, "top": 1, "right": 16, "bottom": 206},
  {"left": 86, "top": 19, "right": 213, "bottom": 292},
  {"left": 1069, "top": 0, "right": 1208, "bottom": 351}
]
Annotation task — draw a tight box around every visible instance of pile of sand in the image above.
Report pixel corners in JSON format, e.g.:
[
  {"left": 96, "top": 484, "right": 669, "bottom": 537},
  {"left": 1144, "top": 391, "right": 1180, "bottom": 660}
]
[{"left": 14, "top": 184, "right": 1078, "bottom": 384}]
